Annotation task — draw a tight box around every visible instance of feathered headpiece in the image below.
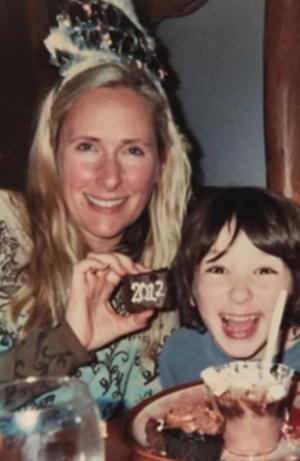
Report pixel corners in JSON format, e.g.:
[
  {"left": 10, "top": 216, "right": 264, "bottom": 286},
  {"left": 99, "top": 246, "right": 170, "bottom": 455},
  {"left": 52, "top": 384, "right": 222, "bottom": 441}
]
[{"left": 44, "top": 0, "right": 167, "bottom": 83}]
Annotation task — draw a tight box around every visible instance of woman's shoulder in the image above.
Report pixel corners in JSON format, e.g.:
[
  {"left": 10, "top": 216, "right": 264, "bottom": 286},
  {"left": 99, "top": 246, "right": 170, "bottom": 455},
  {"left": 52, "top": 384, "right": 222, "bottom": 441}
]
[
  {"left": 0, "top": 189, "right": 27, "bottom": 219},
  {"left": 0, "top": 189, "right": 31, "bottom": 246},
  {"left": 0, "top": 190, "right": 31, "bottom": 290}
]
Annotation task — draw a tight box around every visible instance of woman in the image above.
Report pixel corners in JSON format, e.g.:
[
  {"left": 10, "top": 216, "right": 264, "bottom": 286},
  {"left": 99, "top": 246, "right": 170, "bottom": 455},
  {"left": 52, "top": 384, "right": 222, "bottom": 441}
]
[{"left": 0, "top": 0, "right": 191, "bottom": 419}]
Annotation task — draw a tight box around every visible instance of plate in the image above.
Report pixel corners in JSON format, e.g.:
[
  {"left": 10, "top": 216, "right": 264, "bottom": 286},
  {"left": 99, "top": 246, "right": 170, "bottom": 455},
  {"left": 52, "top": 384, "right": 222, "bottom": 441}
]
[{"left": 126, "top": 380, "right": 300, "bottom": 461}]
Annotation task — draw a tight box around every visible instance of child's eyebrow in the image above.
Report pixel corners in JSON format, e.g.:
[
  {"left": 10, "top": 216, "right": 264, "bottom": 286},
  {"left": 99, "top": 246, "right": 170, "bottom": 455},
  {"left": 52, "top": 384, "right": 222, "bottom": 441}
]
[
  {"left": 204, "top": 248, "right": 228, "bottom": 263},
  {"left": 205, "top": 248, "right": 221, "bottom": 257},
  {"left": 205, "top": 253, "right": 221, "bottom": 263}
]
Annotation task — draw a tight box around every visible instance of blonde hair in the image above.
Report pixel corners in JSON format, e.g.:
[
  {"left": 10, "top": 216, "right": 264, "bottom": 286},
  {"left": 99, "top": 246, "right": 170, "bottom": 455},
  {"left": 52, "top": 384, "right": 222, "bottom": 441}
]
[{"left": 10, "top": 61, "right": 191, "bottom": 351}]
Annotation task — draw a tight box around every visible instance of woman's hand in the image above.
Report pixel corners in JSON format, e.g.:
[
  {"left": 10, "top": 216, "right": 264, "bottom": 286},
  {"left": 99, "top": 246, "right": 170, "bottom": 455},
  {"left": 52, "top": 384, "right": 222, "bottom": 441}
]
[{"left": 65, "top": 252, "right": 154, "bottom": 351}]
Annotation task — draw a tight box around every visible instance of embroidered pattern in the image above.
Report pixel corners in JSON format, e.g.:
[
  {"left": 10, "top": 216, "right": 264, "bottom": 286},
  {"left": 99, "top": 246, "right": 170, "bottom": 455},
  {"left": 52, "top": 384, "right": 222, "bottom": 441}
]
[
  {"left": 0, "top": 191, "right": 177, "bottom": 419},
  {"left": 0, "top": 221, "right": 24, "bottom": 311}
]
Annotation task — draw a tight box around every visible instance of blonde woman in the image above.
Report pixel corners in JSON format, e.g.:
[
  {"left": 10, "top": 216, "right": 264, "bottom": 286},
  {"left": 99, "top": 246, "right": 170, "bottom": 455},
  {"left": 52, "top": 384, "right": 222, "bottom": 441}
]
[{"left": 0, "top": 0, "right": 191, "bottom": 420}]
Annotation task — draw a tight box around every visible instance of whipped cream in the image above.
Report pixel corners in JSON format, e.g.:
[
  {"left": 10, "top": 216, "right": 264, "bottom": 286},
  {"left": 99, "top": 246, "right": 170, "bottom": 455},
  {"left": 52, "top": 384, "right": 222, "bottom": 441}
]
[{"left": 201, "top": 361, "right": 294, "bottom": 402}]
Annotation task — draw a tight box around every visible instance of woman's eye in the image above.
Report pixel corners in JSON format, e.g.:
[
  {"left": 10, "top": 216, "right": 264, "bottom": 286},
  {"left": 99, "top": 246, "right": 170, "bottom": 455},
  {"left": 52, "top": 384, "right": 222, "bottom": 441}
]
[
  {"left": 76, "top": 142, "right": 95, "bottom": 152},
  {"left": 256, "top": 267, "right": 277, "bottom": 275},
  {"left": 206, "top": 266, "right": 226, "bottom": 274},
  {"left": 128, "top": 146, "right": 143, "bottom": 156}
]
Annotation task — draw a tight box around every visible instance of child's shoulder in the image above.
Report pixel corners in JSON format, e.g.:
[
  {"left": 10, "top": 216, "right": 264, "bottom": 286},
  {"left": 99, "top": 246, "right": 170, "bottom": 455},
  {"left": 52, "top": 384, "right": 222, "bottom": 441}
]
[
  {"left": 163, "top": 327, "right": 209, "bottom": 352},
  {"left": 159, "top": 329, "right": 222, "bottom": 388},
  {"left": 274, "top": 331, "right": 300, "bottom": 374}
]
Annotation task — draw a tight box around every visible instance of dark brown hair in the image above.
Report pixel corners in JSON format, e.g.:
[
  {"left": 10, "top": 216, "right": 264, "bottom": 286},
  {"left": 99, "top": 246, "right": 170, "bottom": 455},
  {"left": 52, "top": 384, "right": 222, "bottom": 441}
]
[{"left": 175, "top": 187, "right": 300, "bottom": 331}]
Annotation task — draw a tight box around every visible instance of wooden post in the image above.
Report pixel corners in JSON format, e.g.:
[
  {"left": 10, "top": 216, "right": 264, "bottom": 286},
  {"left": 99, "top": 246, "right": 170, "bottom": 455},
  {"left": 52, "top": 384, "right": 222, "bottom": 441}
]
[{"left": 264, "top": 0, "right": 300, "bottom": 202}]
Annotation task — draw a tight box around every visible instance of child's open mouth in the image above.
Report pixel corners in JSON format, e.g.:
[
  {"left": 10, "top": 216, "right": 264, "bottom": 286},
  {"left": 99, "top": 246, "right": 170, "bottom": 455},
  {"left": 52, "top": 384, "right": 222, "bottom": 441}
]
[{"left": 221, "top": 314, "right": 259, "bottom": 339}]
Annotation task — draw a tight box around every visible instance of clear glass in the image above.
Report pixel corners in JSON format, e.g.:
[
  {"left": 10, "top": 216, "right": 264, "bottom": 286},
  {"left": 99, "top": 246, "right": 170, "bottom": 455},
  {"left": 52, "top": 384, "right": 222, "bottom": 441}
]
[{"left": 0, "top": 376, "right": 104, "bottom": 461}]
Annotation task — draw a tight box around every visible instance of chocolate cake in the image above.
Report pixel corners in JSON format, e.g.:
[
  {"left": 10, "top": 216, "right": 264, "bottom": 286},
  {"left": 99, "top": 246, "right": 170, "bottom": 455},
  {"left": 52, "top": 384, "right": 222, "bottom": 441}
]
[
  {"left": 145, "top": 404, "right": 225, "bottom": 461},
  {"left": 121, "top": 268, "right": 174, "bottom": 313}
]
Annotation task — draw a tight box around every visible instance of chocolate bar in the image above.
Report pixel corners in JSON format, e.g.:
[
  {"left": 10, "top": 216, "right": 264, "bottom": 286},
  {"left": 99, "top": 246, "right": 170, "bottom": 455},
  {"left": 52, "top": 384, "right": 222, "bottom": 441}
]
[{"left": 121, "top": 268, "right": 174, "bottom": 312}]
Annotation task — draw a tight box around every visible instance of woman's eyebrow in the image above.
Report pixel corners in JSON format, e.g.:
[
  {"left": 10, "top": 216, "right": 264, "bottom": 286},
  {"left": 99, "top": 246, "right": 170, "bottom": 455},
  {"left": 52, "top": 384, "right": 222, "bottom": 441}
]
[
  {"left": 120, "top": 138, "right": 152, "bottom": 148},
  {"left": 69, "top": 135, "right": 100, "bottom": 143},
  {"left": 68, "top": 136, "right": 153, "bottom": 148}
]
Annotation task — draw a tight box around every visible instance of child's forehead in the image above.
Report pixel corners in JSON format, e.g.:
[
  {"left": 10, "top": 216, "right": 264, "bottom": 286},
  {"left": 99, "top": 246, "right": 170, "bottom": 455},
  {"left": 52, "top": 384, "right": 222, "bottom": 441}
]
[
  {"left": 211, "top": 220, "right": 237, "bottom": 250},
  {"left": 206, "top": 221, "right": 256, "bottom": 257}
]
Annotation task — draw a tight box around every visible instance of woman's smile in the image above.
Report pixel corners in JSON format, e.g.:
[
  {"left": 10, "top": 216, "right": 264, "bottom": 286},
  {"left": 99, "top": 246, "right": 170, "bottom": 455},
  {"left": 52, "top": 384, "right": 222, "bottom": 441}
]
[{"left": 85, "top": 194, "right": 126, "bottom": 210}]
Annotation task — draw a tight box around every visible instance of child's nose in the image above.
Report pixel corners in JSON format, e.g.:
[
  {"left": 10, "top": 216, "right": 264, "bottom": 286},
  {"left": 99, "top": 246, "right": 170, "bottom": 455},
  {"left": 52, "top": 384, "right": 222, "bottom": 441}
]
[{"left": 229, "top": 279, "right": 253, "bottom": 304}]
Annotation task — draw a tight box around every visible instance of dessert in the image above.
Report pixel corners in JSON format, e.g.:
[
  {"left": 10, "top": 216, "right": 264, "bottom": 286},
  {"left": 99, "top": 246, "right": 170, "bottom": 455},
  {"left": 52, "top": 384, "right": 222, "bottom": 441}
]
[
  {"left": 145, "top": 404, "right": 225, "bottom": 461},
  {"left": 201, "top": 361, "right": 294, "bottom": 456},
  {"left": 121, "top": 268, "right": 174, "bottom": 312}
]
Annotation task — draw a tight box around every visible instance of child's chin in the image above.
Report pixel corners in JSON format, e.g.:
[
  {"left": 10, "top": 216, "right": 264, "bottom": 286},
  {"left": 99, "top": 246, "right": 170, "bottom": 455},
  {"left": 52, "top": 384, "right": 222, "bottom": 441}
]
[{"left": 220, "top": 339, "right": 263, "bottom": 360}]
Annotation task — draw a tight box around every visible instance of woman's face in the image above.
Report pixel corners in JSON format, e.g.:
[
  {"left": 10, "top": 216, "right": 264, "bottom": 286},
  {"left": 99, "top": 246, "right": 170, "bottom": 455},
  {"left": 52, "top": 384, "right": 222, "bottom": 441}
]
[
  {"left": 57, "top": 86, "right": 164, "bottom": 252},
  {"left": 192, "top": 222, "right": 292, "bottom": 359}
]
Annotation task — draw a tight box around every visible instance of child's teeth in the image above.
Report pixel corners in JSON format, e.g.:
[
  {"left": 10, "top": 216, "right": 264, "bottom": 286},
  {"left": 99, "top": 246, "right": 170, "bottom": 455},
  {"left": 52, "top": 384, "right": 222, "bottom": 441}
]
[{"left": 222, "top": 315, "right": 258, "bottom": 323}]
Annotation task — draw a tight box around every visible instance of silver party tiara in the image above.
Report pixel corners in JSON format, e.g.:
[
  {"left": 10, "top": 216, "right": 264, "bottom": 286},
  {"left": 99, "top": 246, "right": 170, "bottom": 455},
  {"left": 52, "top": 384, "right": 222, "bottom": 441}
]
[{"left": 44, "top": 0, "right": 167, "bottom": 82}]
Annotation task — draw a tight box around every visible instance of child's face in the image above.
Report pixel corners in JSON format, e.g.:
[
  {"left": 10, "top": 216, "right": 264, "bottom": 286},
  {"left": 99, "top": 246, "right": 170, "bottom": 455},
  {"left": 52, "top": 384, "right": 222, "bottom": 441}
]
[{"left": 192, "top": 222, "right": 292, "bottom": 359}]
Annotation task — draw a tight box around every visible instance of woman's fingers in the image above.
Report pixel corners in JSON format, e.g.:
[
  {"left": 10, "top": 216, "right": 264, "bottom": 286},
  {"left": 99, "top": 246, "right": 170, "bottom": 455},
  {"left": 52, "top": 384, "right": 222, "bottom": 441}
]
[
  {"left": 88, "top": 308, "right": 155, "bottom": 350},
  {"left": 70, "top": 256, "right": 122, "bottom": 299},
  {"left": 73, "top": 253, "right": 152, "bottom": 296},
  {"left": 131, "top": 310, "right": 155, "bottom": 327},
  {"left": 71, "top": 258, "right": 109, "bottom": 282},
  {"left": 134, "top": 262, "right": 153, "bottom": 273},
  {"left": 116, "top": 310, "right": 155, "bottom": 336},
  {"left": 67, "top": 252, "right": 156, "bottom": 350},
  {"left": 86, "top": 252, "right": 151, "bottom": 276}
]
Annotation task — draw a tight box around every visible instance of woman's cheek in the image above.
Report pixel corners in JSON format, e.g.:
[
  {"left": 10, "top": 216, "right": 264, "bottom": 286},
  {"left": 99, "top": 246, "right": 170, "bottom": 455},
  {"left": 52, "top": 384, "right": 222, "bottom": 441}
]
[
  {"left": 125, "top": 166, "right": 157, "bottom": 192},
  {"left": 62, "top": 159, "right": 96, "bottom": 188}
]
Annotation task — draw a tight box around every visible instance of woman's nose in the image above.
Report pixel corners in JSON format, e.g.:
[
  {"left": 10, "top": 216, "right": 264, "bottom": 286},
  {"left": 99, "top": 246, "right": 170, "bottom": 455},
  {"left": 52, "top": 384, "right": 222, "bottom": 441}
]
[
  {"left": 228, "top": 278, "right": 253, "bottom": 304},
  {"left": 96, "top": 156, "right": 121, "bottom": 190}
]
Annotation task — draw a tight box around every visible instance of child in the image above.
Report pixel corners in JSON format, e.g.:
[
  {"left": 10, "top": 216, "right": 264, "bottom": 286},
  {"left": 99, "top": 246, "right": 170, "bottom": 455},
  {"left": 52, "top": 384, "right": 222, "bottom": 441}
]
[{"left": 159, "top": 187, "right": 300, "bottom": 388}]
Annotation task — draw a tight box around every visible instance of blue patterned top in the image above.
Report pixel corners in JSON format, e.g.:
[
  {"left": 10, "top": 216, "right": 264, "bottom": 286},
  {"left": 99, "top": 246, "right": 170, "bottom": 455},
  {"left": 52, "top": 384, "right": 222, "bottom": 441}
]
[{"left": 0, "top": 190, "right": 179, "bottom": 420}]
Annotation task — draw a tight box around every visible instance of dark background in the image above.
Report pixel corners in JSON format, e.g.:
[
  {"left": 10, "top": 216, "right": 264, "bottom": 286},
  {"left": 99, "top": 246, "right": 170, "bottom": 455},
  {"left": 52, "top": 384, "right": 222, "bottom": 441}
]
[
  {"left": 0, "top": 0, "right": 34, "bottom": 189},
  {"left": 0, "top": 0, "right": 63, "bottom": 190}
]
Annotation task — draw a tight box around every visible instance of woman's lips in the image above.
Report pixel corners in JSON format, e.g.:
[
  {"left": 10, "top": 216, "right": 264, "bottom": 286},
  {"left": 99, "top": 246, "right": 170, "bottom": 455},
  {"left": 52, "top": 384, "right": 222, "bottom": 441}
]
[
  {"left": 85, "top": 194, "right": 126, "bottom": 211},
  {"left": 221, "top": 314, "right": 259, "bottom": 339}
]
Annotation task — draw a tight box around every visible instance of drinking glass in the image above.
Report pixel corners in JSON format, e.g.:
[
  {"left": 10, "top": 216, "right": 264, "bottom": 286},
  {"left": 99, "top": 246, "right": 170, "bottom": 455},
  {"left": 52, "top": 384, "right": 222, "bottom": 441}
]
[{"left": 0, "top": 376, "right": 104, "bottom": 461}]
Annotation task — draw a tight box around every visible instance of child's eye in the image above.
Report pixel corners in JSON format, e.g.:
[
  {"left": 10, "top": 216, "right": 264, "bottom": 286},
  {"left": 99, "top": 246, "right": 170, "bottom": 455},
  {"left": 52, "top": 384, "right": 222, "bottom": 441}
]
[
  {"left": 256, "top": 267, "right": 277, "bottom": 275},
  {"left": 128, "top": 146, "right": 143, "bottom": 156},
  {"left": 206, "top": 266, "right": 226, "bottom": 274}
]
